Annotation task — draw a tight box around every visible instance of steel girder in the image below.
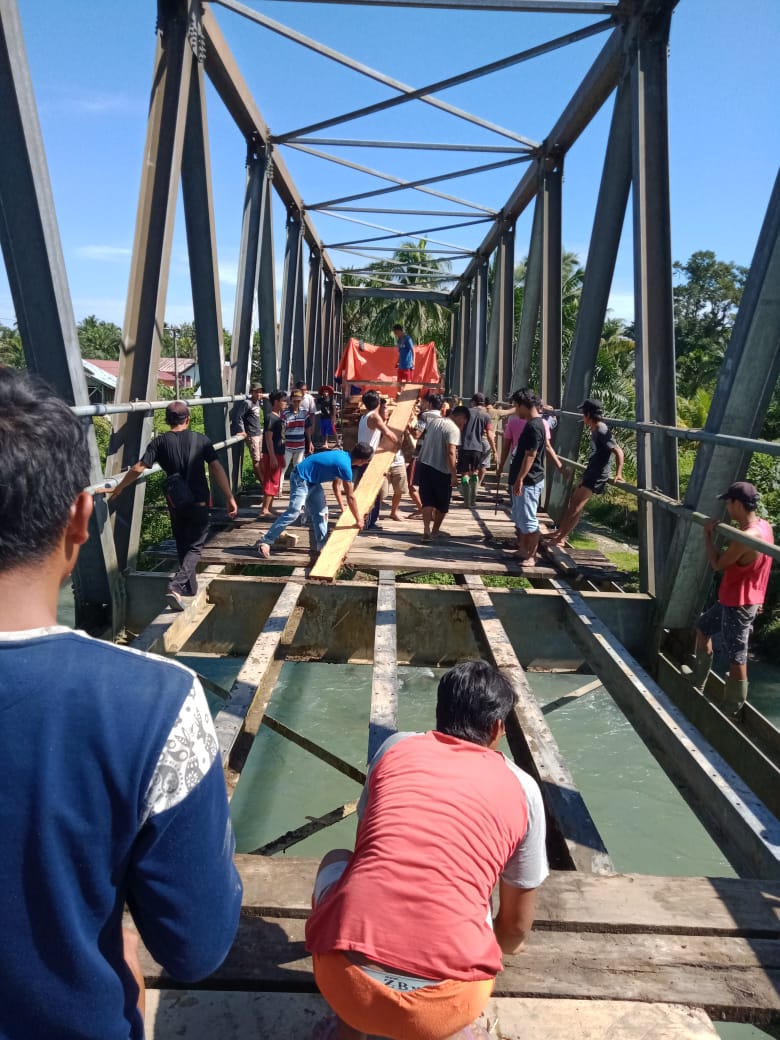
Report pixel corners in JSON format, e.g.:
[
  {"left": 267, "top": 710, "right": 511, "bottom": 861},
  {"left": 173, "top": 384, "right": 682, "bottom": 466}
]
[
  {"left": 546, "top": 76, "right": 632, "bottom": 522},
  {"left": 106, "top": 0, "right": 195, "bottom": 572},
  {"left": 181, "top": 56, "right": 229, "bottom": 501},
  {"left": 661, "top": 169, "right": 780, "bottom": 630},
  {"left": 306, "top": 251, "right": 324, "bottom": 389},
  {"left": 541, "top": 159, "right": 563, "bottom": 414},
  {"left": 278, "top": 210, "right": 306, "bottom": 391},
  {"left": 483, "top": 222, "right": 515, "bottom": 401},
  {"left": 463, "top": 262, "right": 488, "bottom": 398},
  {"left": 0, "top": 0, "right": 121, "bottom": 633},
  {"left": 630, "top": 2, "right": 679, "bottom": 596},
  {"left": 511, "top": 184, "right": 544, "bottom": 391}
]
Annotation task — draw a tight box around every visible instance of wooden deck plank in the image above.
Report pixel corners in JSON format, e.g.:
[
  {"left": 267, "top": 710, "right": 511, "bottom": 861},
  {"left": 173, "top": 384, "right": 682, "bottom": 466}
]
[
  {"left": 213, "top": 573, "right": 306, "bottom": 769},
  {"left": 463, "top": 574, "right": 612, "bottom": 876},
  {"left": 369, "top": 571, "right": 398, "bottom": 761},
  {"left": 134, "top": 915, "right": 780, "bottom": 1025},
  {"left": 311, "top": 387, "right": 421, "bottom": 580},
  {"left": 146, "top": 993, "right": 720, "bottom": 1040}
]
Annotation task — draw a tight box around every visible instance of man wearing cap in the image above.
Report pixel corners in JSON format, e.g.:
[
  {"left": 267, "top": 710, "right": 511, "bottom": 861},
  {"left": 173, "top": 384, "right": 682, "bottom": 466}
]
[
  {"left": 104, "top": 400, "right": 238, "bottom": 611},
  {"left": 547, "top": 398, "right": 623, "bottom": 547},
  {"left": 687, "top": 481, "right": 774, "bottom": 713}
]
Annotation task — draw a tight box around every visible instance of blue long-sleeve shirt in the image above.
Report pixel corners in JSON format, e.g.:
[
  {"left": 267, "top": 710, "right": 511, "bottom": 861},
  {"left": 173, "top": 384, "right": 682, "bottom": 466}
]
[{"left": 0, "top": 627, "right": 242, "bottom": 1039}]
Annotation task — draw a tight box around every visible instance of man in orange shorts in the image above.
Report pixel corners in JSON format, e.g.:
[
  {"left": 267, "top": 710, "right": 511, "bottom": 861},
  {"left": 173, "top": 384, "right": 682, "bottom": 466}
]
[{"left": 305, "top": 661, "right": 548, "bottom": 1040}]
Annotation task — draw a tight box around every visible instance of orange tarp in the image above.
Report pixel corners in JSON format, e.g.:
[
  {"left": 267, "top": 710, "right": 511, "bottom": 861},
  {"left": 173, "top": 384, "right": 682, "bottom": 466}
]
[{"left": 336, "top": 338, "right": 439, "bottom": 392}]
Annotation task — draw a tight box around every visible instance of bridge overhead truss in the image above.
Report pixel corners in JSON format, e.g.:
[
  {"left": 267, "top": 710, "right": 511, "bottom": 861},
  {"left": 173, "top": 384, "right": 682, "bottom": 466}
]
[{"left": 0, "top": 0, "right": 778, "bottom": 634}]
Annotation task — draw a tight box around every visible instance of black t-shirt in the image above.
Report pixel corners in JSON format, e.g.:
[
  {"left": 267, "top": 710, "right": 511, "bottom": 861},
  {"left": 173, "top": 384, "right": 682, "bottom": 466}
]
[
  {"left": 583, "top": 421, "right": 617, "bottom": 484},
  {"left": 461, "top": 407, "right": 491, "bottom": 453},
  {"left": 509, "top": 416, "right": 546, "bottom": 487},
  {"left": 318, "top": 396, "right": 334, "bottom": 419},
  {"left": 265, "top": 412, "right": 285, "bottom": 457},
  {"left": 141, "top": 429, "right": 217, "bottom": 501}
]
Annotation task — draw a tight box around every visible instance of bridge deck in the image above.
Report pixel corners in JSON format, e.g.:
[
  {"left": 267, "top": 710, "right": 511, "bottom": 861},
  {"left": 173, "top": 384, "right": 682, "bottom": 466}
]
[{"left": 135, "top": 857, "right": 780, "bottom": 1037}]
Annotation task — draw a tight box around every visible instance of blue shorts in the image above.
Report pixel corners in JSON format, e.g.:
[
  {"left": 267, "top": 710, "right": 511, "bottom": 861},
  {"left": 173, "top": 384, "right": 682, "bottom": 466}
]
[
  {"left": 511, "top": 480, "right": 544, "bottom": 534},
  {"left": 320, "top": 417, "right": 334, "bottom": 438}
]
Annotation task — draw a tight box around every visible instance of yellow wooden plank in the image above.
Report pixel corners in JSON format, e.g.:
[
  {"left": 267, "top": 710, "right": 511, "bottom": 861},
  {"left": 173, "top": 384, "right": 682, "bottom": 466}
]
[{"left": 310, "top": 386, "right": 422, "bottom": 581}]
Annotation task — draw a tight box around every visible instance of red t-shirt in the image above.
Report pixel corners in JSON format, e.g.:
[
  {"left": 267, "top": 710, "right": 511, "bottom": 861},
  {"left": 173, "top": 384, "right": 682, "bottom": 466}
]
[
  {"left": 719, "top": 517, "right": 774, "bottom": 607},
  {"left": 305, "top": 731, "right": 547, "bottom": 980}
]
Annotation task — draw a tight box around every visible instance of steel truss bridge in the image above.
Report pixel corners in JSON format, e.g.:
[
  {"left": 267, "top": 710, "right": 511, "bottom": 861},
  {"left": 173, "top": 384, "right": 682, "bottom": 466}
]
[{"left": 0, "top": 0, "right": 778, "bottom": 640}]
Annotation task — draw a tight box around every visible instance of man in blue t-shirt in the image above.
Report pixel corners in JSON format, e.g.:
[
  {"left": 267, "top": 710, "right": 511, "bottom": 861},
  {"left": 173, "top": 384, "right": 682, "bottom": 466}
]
[
  {"left": 0, "top": 369, "right": 242, "bottom": 1040},
  {"left": 256, "top": 443, "right": 375, "bottom": 560},
  {"left": 393, "top": 323, "right": 415, "bottom": 385}
]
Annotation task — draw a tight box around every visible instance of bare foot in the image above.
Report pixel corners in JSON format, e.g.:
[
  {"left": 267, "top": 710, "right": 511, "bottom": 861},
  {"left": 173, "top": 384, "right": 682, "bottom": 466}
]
[
  {"left": 389, "top": 513, "right": 402, "bottom": 521},
  {"left": 255, "top": 541, "right": 271, "bottom": 560}
]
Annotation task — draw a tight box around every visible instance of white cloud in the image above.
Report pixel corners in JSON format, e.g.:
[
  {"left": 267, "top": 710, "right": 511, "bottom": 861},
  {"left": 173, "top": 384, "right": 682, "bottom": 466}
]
[
  {"left": 75, "top": 245, "right": 131, "bottom": 262},
  {"left": 218, "top": 262, "right": 239, "bottom": 287},
  {"left": 606, "top": 292, "right": 635, "bottom": 323}
]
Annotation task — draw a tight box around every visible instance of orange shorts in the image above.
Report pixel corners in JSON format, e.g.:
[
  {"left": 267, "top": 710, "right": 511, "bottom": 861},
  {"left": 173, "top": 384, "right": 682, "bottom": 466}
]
[{"left": 312, "top": 950, "right": 494, "bottom": 1040}]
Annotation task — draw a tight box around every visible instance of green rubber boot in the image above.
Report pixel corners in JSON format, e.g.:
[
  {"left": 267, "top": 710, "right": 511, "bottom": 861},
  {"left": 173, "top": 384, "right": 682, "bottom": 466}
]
[
  {"left": 723, "top": 677, "right": 748, "bottom": 716},
  {"left": 681, "top": 650, "right": 712, "bottom": 689},
  {"left": 469, "top": 474, "right": 479, "bottom": 507},
  {"left": 460, "top": 475, "right": 470, "bottom": 504}
]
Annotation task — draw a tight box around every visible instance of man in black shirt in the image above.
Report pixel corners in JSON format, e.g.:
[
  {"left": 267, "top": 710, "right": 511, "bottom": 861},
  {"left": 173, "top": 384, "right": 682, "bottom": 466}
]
[
  {"left": 507, "top": 388, "right": 547, "bottom": 566},
  {"left": 104, "top": 401, "right": 237, "bottom": 611},
  {"left": 548, "top": 398, "right": 623, "bottom": 547},
  {"left": 259, "top": 390, "right": 288, "bottom": 518},
  {"left": 231, "top": 384, "right": 267, "bottom": 485}
]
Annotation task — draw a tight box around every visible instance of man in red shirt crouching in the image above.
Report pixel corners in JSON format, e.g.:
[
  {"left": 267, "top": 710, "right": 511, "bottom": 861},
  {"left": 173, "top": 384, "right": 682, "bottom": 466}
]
[{"left": 305, "top": 661, "right": 548, "bottom": 1040}]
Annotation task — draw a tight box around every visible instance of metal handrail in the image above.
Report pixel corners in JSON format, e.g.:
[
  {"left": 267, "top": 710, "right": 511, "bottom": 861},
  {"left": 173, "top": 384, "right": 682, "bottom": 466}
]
[
  {"left": 557, "top": 455, "right": 780, "bottom": 565},
  {"left": 556, "top": 410, "right": 780, "bottom": 459},
  {"left": 72, "top": 393, "right": 247, "bottom": 418}
]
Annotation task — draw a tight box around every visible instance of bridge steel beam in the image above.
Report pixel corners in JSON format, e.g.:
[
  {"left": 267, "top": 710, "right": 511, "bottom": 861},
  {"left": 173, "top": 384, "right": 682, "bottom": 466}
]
[
  {"left": 547, "top": 76, "right": 632, "bottom": 521},
  {"left": 106, "top": 0, "right": 194, "bottom": 573},
  {"left": 630, "top": 2, "right": 679, "bottom": 596},
  {"left": 482, "top": 222, "right": 515, "bottom": 401},
  {"left": 464, "top": 260, "right": 488, "bottom": 397},
  {"left": 341, "top": 286, "right": 451, "bottom": 303},
  {"left": 278, "top": 210, "right": 306, "bottom": 391},
  {"left": 540, "top": 158, "right": 563, "bottom": 413},
  {"left": 0, "top": 0, "right": 121, "bottom": 633},
  {"left": 306, "top": 250, "right": 324, "bottom": 389},
  {"left": 511, "top": 187, "right": 543, "bottom": 391},
  {"left": 662, "top": 169, "right": 780, "bottom": 631},
  {"left": 181, "top": 54, "right": 229, "bottom": 501},
  {"left": 334, "top": 287, "right": 344, "bottom": 382},
  {"left": 321, "top": 278, "right": 335, "bottom": 385}
]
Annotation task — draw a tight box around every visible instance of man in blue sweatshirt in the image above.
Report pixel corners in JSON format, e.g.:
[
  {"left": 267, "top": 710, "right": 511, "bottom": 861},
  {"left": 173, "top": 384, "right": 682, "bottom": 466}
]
[{"left": 0, "top": 368, "right": 242, "bottom": 1039}]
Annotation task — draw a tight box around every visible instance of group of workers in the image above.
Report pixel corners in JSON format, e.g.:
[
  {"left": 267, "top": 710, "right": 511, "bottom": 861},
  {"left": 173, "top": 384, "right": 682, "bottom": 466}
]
[{"left": 0, "top": 360, "right": 775, "bottom": 1038}]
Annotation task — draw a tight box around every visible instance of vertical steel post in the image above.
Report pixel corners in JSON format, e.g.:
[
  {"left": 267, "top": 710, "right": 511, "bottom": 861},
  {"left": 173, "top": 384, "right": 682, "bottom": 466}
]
[
  {"left": 631, "top": 4, "right": 679, "bottom": 595},
  {"left": 0, "top": 0, "right": 121, "bottom": 632},
  {"left": 322, "top": 277, "right": 335, "bottom": 385},
  {"left": 106, "top": 0, "right": 194, "bottom": 571},
  {"left": 335, "top": 287, "right": 344, "bottom": 377},
  {"left": 278, "top": 208, "right": 305, "bottom": 391},
  {"left": 483, "top": 249, "right": 501, "bottom": 400},
  {"left": 306, "top": 249, "right": 323, "bottom": 388},
  {"left": 496, "top": 222, "right": 516, "bottom": 403},
  {"left": 661, "top": 169, "right": 780, "bottom": 629},
  {"left": 511, "top": 184, "right": 544, "bottom": 391},
  {"left": 548, "top": 77, "right": 633, "bottom": 521},
  {"left": 257, "top": 155, "right": 278, "bottom": 391},
  {"left": 446, "top": 307, "right": 458, "bottom": 395},
  {"left": 457, "top": 286, "right": 471, "bottom": 399},
  {"left": 541, "top": 157, "right": 563, "bottom": 410},
  {"left": 180, "top": 49, "right": 229, "bottom": 500},
  {"left": 464, "top": 261, "right": 488, "bottom": 397}
]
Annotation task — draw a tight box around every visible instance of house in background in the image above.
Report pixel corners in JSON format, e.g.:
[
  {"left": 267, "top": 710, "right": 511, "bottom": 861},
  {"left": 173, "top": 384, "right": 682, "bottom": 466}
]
[{"left": 83, "top": 357, "right": 228, "bottom": 403}]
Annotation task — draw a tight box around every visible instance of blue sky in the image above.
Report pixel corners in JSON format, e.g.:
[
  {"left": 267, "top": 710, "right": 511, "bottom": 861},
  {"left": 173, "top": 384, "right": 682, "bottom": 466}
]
[{"left": 1, "top": 0, "right": 778, "bottom": 335}]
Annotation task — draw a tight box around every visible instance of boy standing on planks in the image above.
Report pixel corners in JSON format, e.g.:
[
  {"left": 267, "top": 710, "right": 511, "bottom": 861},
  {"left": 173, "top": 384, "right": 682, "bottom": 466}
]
[
  {"left": 0, "top": 368, "right": 242, "bottom": 1039},
  {"left": 306, "top": 661, "right": 548, "bottom": 1040}
]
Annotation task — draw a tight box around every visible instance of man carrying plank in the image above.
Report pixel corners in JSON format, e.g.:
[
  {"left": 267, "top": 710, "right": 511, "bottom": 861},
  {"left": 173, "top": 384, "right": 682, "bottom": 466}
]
[
  {"left": 306, "top": 660, "right": 548, "bottom": 1040},
  {"left": 255, "top": 444, "right": 375, "bottom": 560}
]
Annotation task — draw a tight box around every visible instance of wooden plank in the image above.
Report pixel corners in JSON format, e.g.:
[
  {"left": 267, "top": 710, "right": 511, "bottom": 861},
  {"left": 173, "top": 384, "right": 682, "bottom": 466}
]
[
  {"left": 463, "top": 574, "right": 613, "bottom": 875},
  {"left": 131, "top": 570, "right": 221, "bottom": 655},
  {"left": 213, "top": 573, "right": 305, "bottom": 768},
  {"left": 232, "top": 857, "right": 780, "bottom": 937},
  {"left": 369, "top": 571, "right": 398, "bottom": 761},
  {"left": 133, "top": 915, "right": 780, "bottom": 1025},
  {"left": 146, "top": 993, "right": 720, "bottom": 1040},
  {"left": 557, "top": 581, "right": 780, "bottom": 880},
  {"left": 310, "top": 386, "right": 421, "bottom": 581}
]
